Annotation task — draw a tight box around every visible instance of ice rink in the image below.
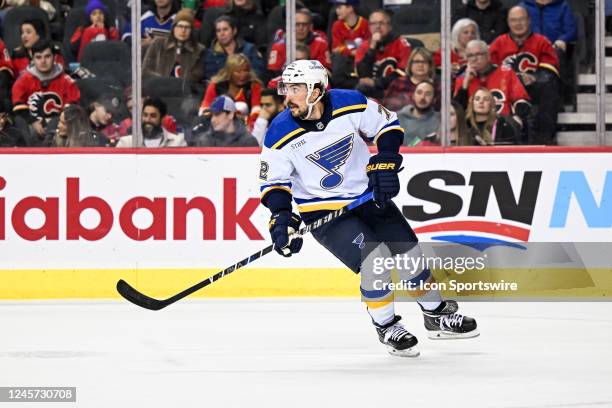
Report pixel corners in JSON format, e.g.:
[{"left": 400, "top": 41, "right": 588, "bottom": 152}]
[{"left": 1, "top": 299, "right": 611, "bottom": 408}]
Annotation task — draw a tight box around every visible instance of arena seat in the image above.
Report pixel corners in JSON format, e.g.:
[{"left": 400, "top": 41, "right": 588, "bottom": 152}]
[
  {"left": 81, "top": 41, "right": 131, "bottom": 86},
  {"left": 2, "top": 6, "right": 50, "bottom": 51},
  {"left": 62, "top": 7, "right": 88, "bottom": 63}
]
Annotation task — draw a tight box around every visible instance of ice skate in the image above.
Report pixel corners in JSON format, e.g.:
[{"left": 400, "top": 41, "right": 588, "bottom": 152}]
[
  {"left": 374, "top": 315, "right": 420, "bottom": 357},
  {"left": 421, "top": 300, "right": 479, "bottom": 340}
]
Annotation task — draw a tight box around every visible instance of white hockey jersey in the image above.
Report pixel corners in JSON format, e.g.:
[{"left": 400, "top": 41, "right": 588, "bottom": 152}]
[{"left": 259, "top": 89, "right": 403, "bottom": 213}]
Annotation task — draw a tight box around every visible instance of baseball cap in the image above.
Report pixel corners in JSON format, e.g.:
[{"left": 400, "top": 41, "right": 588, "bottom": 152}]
[{"left": 209, "top": 95, "right": 236, "bottom": 114}]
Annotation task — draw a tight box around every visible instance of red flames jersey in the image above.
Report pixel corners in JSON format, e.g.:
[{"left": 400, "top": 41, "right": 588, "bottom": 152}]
[
  {"left": 489, "top": 33, "right": 559, "bottom": 76},
  {"left": 0, "top": 39, "right": 13, "bottom": 76},
  {"left": 267, "top": 34, "right": 331, "bottom": 72},
  {"left": 355, "top": 35, "right": 412, "bottom": 77},
  {"left": 454, "top": 65, "right": 530, "bottom": 116},
  {"left": 12, "top": 71, "right": 81, "bottom": 118},
  {"left": 331, "top": 16, "right": 370, "bottom": 56}
]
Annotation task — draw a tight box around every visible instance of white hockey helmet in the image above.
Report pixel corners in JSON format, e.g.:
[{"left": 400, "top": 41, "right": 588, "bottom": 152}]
[{"left": 278, "top": 59, "right": 328, "bottom": 119}]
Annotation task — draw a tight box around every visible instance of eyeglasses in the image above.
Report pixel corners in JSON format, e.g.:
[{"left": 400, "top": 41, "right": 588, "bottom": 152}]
[
  {"left": 466, "top": 52, "right": 487, "bottom": 59},
  {"left": 295, "top": 22, "right": 310, "bottom": 27},
  {"left": 369, "top": 21, "right": 387, "bottom": 27},
  {"left": 261, "top": 103, "right": 275, "bottom": 107}
]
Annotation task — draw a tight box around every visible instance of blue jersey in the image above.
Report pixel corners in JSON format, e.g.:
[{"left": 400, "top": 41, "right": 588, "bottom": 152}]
[
  {"left": 121, "top": 11, "right": 175, "bottom": 41},
  {"left": 259, "top": 89, "right": 402, "bottom": 213}
]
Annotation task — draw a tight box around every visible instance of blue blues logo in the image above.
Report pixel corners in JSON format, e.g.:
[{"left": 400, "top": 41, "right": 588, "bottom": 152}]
[{"left": 306, "top": 134, "right": 354, "bottom": 190}]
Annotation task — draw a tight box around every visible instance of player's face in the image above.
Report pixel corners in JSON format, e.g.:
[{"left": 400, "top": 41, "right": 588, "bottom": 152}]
[
  {"left": 21, "top": 24, "right": 40, "bottom": 49},
  {"left": 284, "top": 84, "right": 309, "bottom": 118},
  {"left": 458, "top": 24, "right": 477, "bottom": 49},
  {"left": 216, "top": 21, "right": 236, "bottom": 46},
  {"left": 295, "top": 14, "right": 312, "bottom": 42},
  {"left": 32, "top": 49, "right": 54, "bottom": 74},
  {"left": 413, "top": 83, "right": 434, "bottom": 110},
  {"left": 508, "top": 9, "right": 530, "bottom": 38},
  {"left": 473, "top": 90, "right": 493, "bottom": 115},
  {"left": 211, "top": 111, "right": 233, "bottom": 132},
  {"left": 90, "top": 9, "right": 105, "bottom": 26}
]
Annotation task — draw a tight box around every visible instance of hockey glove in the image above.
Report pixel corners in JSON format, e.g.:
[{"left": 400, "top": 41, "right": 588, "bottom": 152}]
[
  {"left": 269, "top": 211, "right": 303, "bottom": 257},
  {"left": 366, "top": 152, "right": 403, "bottom": 208}
]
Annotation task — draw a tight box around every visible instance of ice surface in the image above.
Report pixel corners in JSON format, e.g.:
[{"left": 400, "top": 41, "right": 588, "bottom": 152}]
[{"left": 1, "top": 299, "right": 611, "bottom": 408}]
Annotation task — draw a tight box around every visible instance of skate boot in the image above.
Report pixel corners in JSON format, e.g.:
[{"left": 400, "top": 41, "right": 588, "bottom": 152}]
[
  {"left": 374, "top": 315, "right": 419, "bottom": 357},
  {"left": 421, "top": 300, "right": 479, "bottom": 340}
]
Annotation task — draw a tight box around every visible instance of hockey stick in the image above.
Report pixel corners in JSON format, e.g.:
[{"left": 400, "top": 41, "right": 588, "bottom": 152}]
[{"left": 116, "top": 192, "right": 373, "bottom": 311}]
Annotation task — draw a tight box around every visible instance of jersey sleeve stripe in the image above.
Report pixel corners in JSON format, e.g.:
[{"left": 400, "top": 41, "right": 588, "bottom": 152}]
[
  {"left": 297, "top": 200, "right": 354, "bottom": 212},
  {"left": 373, "top": 125, "right": 404, "bottom": 144},
  {"left": 260, "top": 185, "right": 292, "bottom": 197},
  {"left": 332, "top": 103, "right": 367, "bottom": 117},
  {"left": 539, "top": 62, "right": 560, "bottom": 76},
  {"left": 271, "top": 127, "right": 306, "bottom": 150}
]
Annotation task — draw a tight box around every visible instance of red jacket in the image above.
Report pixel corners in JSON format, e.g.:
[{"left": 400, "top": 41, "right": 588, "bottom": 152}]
[
  {"left": 331, "top": 16, "right": 370, "bottom": 56},
  {"left": 355, "top": 34, "right": 411, "bottom": 79},
  {"left": 71, "top": 26, "right": 120, "bottom": 61},
  {"left": 489, "top": 32, "right": 559, "bottom": 76},
  {"left": 267, "top": 32, "right": 331, "bottom": 72}
]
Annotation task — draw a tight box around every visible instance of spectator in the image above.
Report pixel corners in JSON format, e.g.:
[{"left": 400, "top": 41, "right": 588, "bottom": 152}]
[
  {"left": 228, "top": 0, "right": 267, "bottom": 52},
  {"left": 453, "top": 0, "right": 508, "bottom": 44},
  {"left": 191, "top": 95, "right": 258, "bottom": 146},
  {"left": 383, "top": 47, "right": 440, "bottom": 112},
  {"left": 12, "top": 40, "right": 80, "bottom": 146},
  {"left": 252, "top": 88, "right": 284, "bottom": 146},
  {"left": 53, "top": 104, "right": 103, "bottom": 147},
  {"left": 521, "top": 0, "right": 576, "bottom": 103},
  {"left": 267, "top": 8, "right": 331, "bottom": 78},
  {"left": 199, "top": 53, "right": 262, "bottom": 128},
  {"left": 397, "top": 81, "right": 440, "bottom": 146},
  {"left": 267, "top": 43, "right": 310, "bottom": 89},
  {"left": 117, "top": 96, "right": 187, "bottom": 147},
  {"left": 203, "top": 15, "right": 264, "bottom": 80},
  {"left": 465, "top": 87, "right": 520, "bottom": 145},
  {"left": 355, "top": 9, "right": 412, "bottom": 100},
  {"left": 70, "top": 0, "right": 120, "bottom": 61},
  {"left": 118, "top": 86, "right": 178, "bottom": 136},
  {"left": 87, "top": 95, "right": 121, "bottom": 146},
  {"left": 0, "top": 108, "right": 26, "bottom": 147},
  {"left": 434, "top": 18, "right": 480, "bottom": 79},
  {"left": 449, "top": 101, "right": 469, "bottom": 146},
  {"left": 454, "top": 40, "right": 530, "bottom": 131},
  {"left": 521, "top": 0, "right": 577, "bottom": 51},
  {"left": 0, "top": 38, "right": 13, "bottom": 111},
  {"left": 122, "top": 0, "right": 178, "bottom": 48},
  {"left": 490, "top": 6, "right": 560, "bottom": 144},
  {"left": 11, "top": 19, "right": 65, "bottom": 77},
  {"left": 330, "top": 0, "right": 370, "bottom": 57},
  {"left": 143, "top": 8, "right": 205, "bottom": 83}
]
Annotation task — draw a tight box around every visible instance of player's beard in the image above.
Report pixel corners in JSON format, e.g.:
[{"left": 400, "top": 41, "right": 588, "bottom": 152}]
[{"left": 288, "top": 102, "right": 307, "bottom": 119}]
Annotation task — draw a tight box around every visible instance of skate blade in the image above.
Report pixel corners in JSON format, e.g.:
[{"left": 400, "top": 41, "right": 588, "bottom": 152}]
[
  {"left": 386, "top": 345, "right": 420, "bottom": 357},
  {"left": 427, "top": 329, "right": 480, "bottom": 340}
]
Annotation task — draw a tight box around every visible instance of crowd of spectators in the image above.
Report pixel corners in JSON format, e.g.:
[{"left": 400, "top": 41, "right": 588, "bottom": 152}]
[{"left": 0, "top": 0, "right": 587, "bottom": 147}]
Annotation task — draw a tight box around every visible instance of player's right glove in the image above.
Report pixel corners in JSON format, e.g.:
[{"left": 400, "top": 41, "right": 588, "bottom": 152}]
[
  {"left": 269, "top": 211, "right": 303, "bottom": 257},
  {"left": 366, "top": 152, "right": 403, "bottom": 208}
]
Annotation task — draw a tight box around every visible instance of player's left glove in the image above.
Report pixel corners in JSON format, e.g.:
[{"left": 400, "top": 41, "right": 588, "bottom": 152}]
[
  {"left": 366, "top": 152, "right": 403, "bottom": 208},
  {"left": 269, "top": 211, "right": 303, "bottom": 257}
]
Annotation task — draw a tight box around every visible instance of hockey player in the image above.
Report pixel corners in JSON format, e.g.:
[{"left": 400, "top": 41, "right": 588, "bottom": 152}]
[{"left": 259, "top": 60, "right": 478, "bottom": 357}]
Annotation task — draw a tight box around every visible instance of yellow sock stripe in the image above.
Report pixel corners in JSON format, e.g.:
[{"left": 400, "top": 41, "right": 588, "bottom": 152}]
[{"left": 364, "top": 292, "right": 395, "bottom": 309}]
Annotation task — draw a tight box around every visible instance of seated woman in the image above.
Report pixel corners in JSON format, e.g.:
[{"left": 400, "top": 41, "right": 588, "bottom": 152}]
[
  {"left": 11, "top": 19, "right": 65, "bottom": 77},
  {"left": 198, "top": 53, "right": 262, "bottom": 130},
  {"left": 54, "top": 104, "right": 104, "bottom": 147},
  {"left": 142, "top": 8, "right": 205, "bottom": 84},
  {"left": 463, "top": 87, "right": 520, "bottom": 146},
  {"left": 383, "top": 47, "right": 440, "bottom": 112},
  {"left": 433, "top": 18, "right": 480, "bottom": 80},
  {"left": 70, "top": 0, "right": 120, "bottom": 62}
]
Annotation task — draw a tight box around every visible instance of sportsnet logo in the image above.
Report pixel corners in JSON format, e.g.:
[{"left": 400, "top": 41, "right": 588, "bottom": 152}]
[{"left": 402, "top": 171, "right": 541, "bottom": 249}]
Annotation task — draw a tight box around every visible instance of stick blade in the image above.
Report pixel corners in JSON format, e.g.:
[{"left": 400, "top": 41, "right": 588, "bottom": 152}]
[{"left": 116, "top": 279, "right": 168, "bottom": 311}]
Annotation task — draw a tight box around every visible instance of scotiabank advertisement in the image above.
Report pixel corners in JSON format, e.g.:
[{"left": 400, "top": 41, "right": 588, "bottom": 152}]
[{"left": 1, "top": 151, "right": 611, "bottom": 269}]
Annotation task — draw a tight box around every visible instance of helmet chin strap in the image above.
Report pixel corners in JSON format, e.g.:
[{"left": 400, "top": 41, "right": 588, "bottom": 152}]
[{"left": 300, "top": 85, "right": 324, "bottom": 120}]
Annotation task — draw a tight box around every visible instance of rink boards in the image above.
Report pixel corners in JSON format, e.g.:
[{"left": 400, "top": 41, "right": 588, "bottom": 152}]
[{"left": 0, "top": 147, "right": 611, "bottom": 299}]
